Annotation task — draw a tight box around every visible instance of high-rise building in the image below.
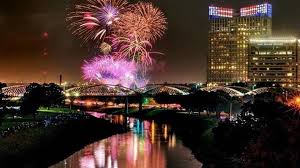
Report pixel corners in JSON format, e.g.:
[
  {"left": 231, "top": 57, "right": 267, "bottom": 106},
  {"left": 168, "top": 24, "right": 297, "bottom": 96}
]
[
  {"left": 248, "top": 37, "right": 300, "bottom": 87},
  {"left": 208, "top": 3, "right": 272, "bottom": 84}
]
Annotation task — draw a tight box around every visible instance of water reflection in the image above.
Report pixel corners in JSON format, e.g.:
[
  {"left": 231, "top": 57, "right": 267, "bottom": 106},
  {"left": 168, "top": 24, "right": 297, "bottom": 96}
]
[{"left": 50, "top": 113, "right": 202, "bottom": 168}]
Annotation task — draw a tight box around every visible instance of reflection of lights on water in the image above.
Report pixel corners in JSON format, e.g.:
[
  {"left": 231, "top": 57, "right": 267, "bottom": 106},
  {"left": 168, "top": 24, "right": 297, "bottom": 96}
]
[
  {"left": 151, "top": 120, "right": 155, "bottom": 144},
  {"left": 168, "top": 133, "right": 176, "bottom": 148},
  {"left": 80, "top": 155, "right": 95, "bottom": 168},
  {"left": 111, "top": 136, "right": 118, "bottom": 160},
  {"left": 129, "top": 121, "right": 134, "bottom": 128},
  {"left": 113, "top": 160, "right": 118, "bottom": 168},
  {"left": 135, "top": 119, "right": 140, "bottom": 133},
  {"left": 163, "top": 124, "right": 168, "bottom": 140},
  {"left": 107, "top": 155, "right": 112, "bottom": 168},
  {"left": 94, "top": 142, "right": 105, "bottom": 167},
  {"left": 144, "top": 120, "right": 151, "bottom": 130},
  {"left": 50, "top": 114, "right": 204, "bottom": 168},
  {"left": 133, "top": 135, "right": 138, "bottom": 164},
  {"left": 87, "top": 112, "right": 106, "bottom": 119},
  {"left": 119, "top": 115, "right": 124, "bottom": 124}
]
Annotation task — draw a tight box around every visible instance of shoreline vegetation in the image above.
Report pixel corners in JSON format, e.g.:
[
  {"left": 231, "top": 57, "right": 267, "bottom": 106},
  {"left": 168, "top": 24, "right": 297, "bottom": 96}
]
[{"left": 0, "top": 110, "right": 126, "bottom": 168}]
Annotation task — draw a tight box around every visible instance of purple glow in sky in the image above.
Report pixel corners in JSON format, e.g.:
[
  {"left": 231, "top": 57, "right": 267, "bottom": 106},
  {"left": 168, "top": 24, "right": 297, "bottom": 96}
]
[{"left": 82, "top": 55, "right": 148, "bottom": 88}]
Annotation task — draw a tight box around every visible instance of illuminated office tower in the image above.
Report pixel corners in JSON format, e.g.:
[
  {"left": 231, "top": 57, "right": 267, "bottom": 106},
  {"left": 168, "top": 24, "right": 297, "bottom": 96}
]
[
  {"left": 249, "top": 37, "right": 300, "bottom": 87},
  {"left": 208, "top": 3, "right": 272, "bottom": 84}
]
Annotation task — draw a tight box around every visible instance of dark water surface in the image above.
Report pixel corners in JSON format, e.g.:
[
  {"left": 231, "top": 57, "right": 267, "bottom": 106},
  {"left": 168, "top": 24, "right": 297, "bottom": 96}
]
[{"left": 50, "top": 113, "right": 202, "bottom": 168}]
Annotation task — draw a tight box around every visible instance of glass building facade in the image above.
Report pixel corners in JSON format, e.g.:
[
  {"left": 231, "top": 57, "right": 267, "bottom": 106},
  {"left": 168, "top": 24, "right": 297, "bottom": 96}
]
[
  {"left": 208, "top": 3, "right": 272, "bottom": 84},
  {"left": 248, "top": 37, "right": 300, "bottom": 87}
]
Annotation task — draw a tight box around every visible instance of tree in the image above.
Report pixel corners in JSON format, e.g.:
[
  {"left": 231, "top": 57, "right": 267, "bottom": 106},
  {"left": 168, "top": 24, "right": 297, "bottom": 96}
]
[
  {"left": 242, "top": 119, "right": 300, "bottom": 168},
  {"left": 0, "top": 82, "right": 7, "bottom": 89},
  {"left": 20, "top": 83, "right": 45, "bottom": 119},
  {"left": 0, "top": 82, "right": 7, "bottom": 106},
  {"left": 255, "top": 82, "right": 280, "bottom": 88},
  {"left": 154, "top": 91, "right": 179, "bottom": 108},
  {"left": 42, "top": 83, "right": 65, "bottom": 109},
  {"left": 214, "top": 91, "right": 297, "bottom": 166},
  {"left": 177, "top": 90, "right": 230, "bottom": 115},
  {"left": 230, "top": 82, "right": 248, "bottom": 88},
  {"left": 0, "top": 82, "right": 7, "bottom": 124},
  {"left": 0, "top": 95, "right": 5, "bottom": 126}
]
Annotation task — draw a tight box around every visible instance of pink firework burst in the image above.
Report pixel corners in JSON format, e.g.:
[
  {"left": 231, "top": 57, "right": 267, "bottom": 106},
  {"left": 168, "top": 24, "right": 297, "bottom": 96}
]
[
  {"left": 82, "top": 55, "right": 147, "bottom": 88},
  {"left": 66, "top": 0, "right": 128, "bottom": 44},
  {"left": 112, "top": 2, "right": 167, "bottom": 42}
]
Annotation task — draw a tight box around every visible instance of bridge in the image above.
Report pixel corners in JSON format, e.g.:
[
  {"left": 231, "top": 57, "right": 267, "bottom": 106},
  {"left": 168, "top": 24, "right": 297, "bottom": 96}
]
[
  {"left": 1, "top": 85, "right": 27, "bottom": 97},
  {"left": 65, "top": 84, "right": 137, "bottom": 97},
  {"left": 2, "top": 84, "right": 298, "bottom": 98}
]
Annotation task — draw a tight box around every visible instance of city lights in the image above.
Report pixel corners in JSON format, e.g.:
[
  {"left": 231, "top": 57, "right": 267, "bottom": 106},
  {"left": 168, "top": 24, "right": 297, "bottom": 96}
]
[
  {"left": 249, "top": 37, "right": 297, "bottom": 44},
  {"left": 209, "top": 6, "right": 233, "bottom": 19},
  {"left": 287, "top": 95, "right": 300, "bottom": 113},
  {"left": 208, "top": 3, "right": 272, "bottom": 83},
  {"left": 240, "top": 3, "right": 272, "bottom": 17},
  {"left": 1, "top": 0, "right": 300, "bottom": 168}
]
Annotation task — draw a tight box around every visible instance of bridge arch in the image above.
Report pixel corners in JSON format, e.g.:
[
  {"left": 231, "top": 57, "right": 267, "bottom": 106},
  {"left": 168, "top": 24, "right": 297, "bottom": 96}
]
[
  {"left": 201, "top": 86, "right": 244, "bottom": 97},
  {"left": 2, "top": 85, "right": 28, "bottom": 97},
  {"left": 246, "top": 87, "right": 300, "bottom": 95},
  {"left": 65, "top": 84, "right": 137, "bottom": 97},
  {"left": 143, "top": 85, "right": 189, "bottom": 96}
]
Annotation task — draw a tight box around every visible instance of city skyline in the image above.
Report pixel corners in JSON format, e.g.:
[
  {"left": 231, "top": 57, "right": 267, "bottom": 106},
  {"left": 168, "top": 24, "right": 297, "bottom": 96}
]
[{"left": 1, "top": 0, "right": 300, "bottom": 84}]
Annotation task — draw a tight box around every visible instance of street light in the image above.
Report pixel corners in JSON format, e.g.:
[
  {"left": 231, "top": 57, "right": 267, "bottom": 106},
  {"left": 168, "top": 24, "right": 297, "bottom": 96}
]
[
  {"left": 65, "top": 92, "right": 80, "bottom": 110},
  {"left": 74, "top": 92, "right": 80, "bottom": 97},
  {"left": 61, "top": 82, "right": 68, "bottom": 91}
]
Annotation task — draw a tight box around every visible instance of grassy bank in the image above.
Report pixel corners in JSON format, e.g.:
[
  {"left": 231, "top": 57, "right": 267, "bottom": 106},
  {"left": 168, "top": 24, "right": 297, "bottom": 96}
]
[{"left": 0, "top": 110, "right": 125, "bottom": 168}]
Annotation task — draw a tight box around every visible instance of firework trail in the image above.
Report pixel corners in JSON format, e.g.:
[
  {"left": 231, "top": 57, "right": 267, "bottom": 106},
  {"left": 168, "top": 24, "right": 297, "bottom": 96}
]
[
  {"left": 67, "top": 0, "right": 128, "bottom": 44},
  {"left": 110, "top": 34, "right": 164, "bottom": 66},
  {"left": 112, "top": 2, "right": 167, "bottom": 42}
]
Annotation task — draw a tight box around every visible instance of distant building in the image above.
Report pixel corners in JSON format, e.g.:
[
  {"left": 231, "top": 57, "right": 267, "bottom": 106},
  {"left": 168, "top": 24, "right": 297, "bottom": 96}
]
[
  {"left": 208, "top": 3, "right": 272, "bottom": 84},
  {"left": 248, "top": 37, "right": 300, "bottom": 87}
]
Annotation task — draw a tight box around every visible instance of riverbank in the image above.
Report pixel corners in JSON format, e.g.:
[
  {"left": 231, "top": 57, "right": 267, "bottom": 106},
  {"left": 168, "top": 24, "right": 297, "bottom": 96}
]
[{"left": 0, "top": 111, "right": 125, "bottom": 168}]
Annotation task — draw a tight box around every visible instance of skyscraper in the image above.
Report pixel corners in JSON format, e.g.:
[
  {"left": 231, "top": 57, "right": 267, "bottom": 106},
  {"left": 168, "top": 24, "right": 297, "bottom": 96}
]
[
  {"left": 249, "top": 37, "right": 299, "bottom": 87},
  {"left": 208, "top": 3, "right": 272, "bottom": 84}
]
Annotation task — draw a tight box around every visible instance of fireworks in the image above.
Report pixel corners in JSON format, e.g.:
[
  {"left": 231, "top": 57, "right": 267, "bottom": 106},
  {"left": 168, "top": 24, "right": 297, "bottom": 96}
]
[
  {"left": 113, "top": 2, "right": 167, "bottom": 42},
  {"left": 286, "top": 94, "right": 300, "bottom": 115},
  {"left": 111, "top": 35, "right": 154, "bottom": 66},
  {"left": 99, "top": 42, "right": 112, "bottom": 54},
  {"left": 82, "top": 55, "right": 147, "bottom": 88},
  {"left": 68, "top": 0, "right": 167, "bottom": 87},
  {"left": 66, "top": 0, "right": 128, "bottom": 43}
]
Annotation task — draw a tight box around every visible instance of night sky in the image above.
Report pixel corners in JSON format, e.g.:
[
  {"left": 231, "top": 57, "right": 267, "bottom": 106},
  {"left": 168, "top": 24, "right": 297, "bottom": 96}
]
[{"left": 0, "top": 0, "right": 299, "bottom": 84}]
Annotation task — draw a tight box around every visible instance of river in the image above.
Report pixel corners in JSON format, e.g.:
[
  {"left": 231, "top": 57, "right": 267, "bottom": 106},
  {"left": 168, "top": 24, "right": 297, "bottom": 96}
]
[{"left": 50, "top": 112, "right": 202, "bottom": 168}]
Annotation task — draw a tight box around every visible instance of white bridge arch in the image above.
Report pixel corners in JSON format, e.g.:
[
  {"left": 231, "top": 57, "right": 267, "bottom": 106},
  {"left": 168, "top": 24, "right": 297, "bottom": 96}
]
[
  {"left": 1, "top": 85, "right": 28, "bottom": 97},
  {"left": 65, "top": 84, "right": 137, "bottom": 97},
  {"left": 2, "top": 84, "right": 298, "bottom": 98}
]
